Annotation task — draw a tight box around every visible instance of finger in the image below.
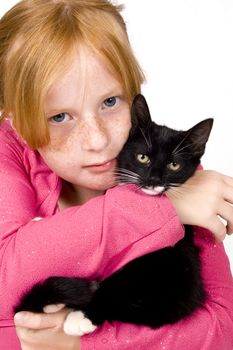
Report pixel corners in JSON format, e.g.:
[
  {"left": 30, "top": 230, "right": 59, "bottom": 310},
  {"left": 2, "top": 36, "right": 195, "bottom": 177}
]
[
  {"left": 205, "top": 216, "right": 226, "bottom": 242},
  {"left": 14, "top": 309, "right": 68, "bottom": 330},
  {"left": 223, "top": 187, "right": 233, "bottom": 204},
  {"left": 16, "top": 323, "right": 80, "bottom": 349},
  {"left": 217, "top": 202, "right": 233, "bottom": 234},
  {"left": 43, "top": 304, "right": 65, "bottom": 313},
  {"left": 14, "top": 312, "right": 54, "bottom": 329},
  {"left": 223, "top": 174, "right": 233, "bottom": 187},
  {"left": 226, "top": 218, "right": 233, "bottom": 235}
]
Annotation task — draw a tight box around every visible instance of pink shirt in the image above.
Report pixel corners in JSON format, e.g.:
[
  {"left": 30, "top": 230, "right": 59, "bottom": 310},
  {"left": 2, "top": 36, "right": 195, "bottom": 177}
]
[{"left": 0, "top": 120, "right": 232, "bottom": 350}]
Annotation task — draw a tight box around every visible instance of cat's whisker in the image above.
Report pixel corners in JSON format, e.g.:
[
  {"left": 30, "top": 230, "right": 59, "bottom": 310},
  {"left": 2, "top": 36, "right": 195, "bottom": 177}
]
[
  {"left": 117, "top": 174, "right": 139, "bottom": 180},
  {"left": 147, "top": 130, "right": 153, "bottom": 151},
  {"left": 135, "top": 185, "right": 148, "bottom": 195},
  {"left": 168, "top": 183, "right": 182, "bottom": 188},
  {"left": 171, "top": 131, "right": 193, "bottom": 155},
  {"left": 174, "top": 183, "right": 196, "bottom": 193},
  {"left": 172, "top": 143, "right": 193, "bottom": 157},
  {"left": 172, "top": 150, "right": 193, "bottom": 157},
  {"left": 114, "top": 170, "right": 140, "bottom": 178},
  {"left": 166, "top": 187, "right": 183, "bottom": 199},
  {"left": 115, "top": 172, "right": 140, "bottom": 180},
  {"left": 117, "top": 175, "right": 140, "bottom": 183},
  {"left": 115, "top": 168, "right": 142, "bottom": 185},
  {"left": 115, "top": 169, "right": 142, "bottom": 183},
  {"left": 167, "top": 183, "right": 195, "bottom": 198},
  {"left": 172, "top": 144, "right": 194, "bottom": 157},
  {"left": 115, "top": 167, "right": 141, "bottom": 177},
  {"left": 118, "top": 179, "right": 140, "bottom": 186},
  {"left": 139, "top": 127, "right": 152, "bottom": 151}
]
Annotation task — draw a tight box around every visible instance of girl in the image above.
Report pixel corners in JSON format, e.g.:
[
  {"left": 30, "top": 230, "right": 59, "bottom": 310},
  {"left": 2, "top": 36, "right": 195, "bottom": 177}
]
[{"left": 0, "top": 1, "right": 232, "bottom": 349}]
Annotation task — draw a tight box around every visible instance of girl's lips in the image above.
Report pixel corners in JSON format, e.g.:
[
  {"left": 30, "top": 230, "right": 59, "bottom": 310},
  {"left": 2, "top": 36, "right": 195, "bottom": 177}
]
[{"left": 84, "top": 159, "right": 116, "bottom": 173}]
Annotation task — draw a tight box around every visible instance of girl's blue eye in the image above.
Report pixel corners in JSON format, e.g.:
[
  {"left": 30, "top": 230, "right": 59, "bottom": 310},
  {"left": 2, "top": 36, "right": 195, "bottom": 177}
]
[
  {"left": 103, "top": 96, "right": 117, "bottom": 108},
  {"left": 50, "top": 113, "right": 67, "bottom": 123}
]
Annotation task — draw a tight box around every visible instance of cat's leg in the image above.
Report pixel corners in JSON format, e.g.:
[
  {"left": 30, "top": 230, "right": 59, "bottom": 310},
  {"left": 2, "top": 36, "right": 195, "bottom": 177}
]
[
  {"left": 15, "top": 277, "right": 100, "bottom": 336},
  {"left": 15, "top": 277, "right": 99, "bottom": 313}
]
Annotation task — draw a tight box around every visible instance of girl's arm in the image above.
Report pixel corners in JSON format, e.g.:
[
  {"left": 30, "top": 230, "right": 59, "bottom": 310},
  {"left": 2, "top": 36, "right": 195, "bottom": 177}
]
[
  {"left": 0, "top": 133, "right": 184, "bottom": 317},
  {"left": 1, "top": 183, "right": 183, "bottom": 317},
  {"left": 14, "top": 228, "right": 233, "bottom": 350},
  {"left": 1, "top": 126, "right": 233, "bottom": 317}
]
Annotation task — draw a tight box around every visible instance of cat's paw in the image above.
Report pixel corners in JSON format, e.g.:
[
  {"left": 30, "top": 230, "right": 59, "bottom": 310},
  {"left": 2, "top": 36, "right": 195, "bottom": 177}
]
[
  {"left": 32, "top": 217, "right": 43, "bottom": 221},
  {"left": 64, "top": 311, "right": 97, "bottom": 336}
]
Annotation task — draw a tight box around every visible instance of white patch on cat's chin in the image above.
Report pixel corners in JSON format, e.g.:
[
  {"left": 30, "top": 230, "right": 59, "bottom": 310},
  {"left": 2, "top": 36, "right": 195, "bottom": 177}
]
[{"left": 142, "top": 186, "right": 165, "bottom": 195}]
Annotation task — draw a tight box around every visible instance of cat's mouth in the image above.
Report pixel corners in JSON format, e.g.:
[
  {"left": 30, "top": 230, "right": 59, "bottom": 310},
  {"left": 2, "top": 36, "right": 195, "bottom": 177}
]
[{"left": 141, "top": 186, "right": 165, "bottom": 195}]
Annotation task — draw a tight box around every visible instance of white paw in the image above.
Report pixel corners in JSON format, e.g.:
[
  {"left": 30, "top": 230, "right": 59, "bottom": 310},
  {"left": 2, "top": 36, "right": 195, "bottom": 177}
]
[
  {"left": 64, "top": 311, "right": 97, "bottom": 336},
  {"left": 32, "top": 217, "right": 43, "bottom": 221}
]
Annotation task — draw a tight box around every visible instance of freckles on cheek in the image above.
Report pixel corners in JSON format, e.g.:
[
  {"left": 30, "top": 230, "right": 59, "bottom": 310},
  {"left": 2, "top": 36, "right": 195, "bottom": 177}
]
[
  {"left": 49, "top": 131, "right": 74, "bottom": 152},
  {"left": 119, "top": 121, "right": 131, "bottom": 142},
  {"left": 48, "top": 123, "right": 81, "bottom": 151},
  {"left": 49, "top": 138, "right": 65, "bottom": 151},
  {"left": 39, "top": 139, "right": 69, "bottom": 166},
  {"left": 115, "top": 113, "right": 131, "bottom": 136}
]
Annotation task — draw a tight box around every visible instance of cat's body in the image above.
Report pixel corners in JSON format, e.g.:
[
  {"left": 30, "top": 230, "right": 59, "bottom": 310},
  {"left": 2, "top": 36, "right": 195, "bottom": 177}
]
[{"left": 15, "top": 95, "right": 213, "bottom": 336}]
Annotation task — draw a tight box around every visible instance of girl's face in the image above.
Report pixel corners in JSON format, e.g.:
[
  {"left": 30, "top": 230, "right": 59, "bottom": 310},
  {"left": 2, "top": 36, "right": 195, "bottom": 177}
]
[{"left": 39, "top": 45, "right": 131, "bottom": 201}]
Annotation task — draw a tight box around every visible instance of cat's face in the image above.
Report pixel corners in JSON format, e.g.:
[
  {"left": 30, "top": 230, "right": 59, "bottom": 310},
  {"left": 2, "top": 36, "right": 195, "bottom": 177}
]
[{"left": 117, "top": 95, "right": 213, "bottom": 195}]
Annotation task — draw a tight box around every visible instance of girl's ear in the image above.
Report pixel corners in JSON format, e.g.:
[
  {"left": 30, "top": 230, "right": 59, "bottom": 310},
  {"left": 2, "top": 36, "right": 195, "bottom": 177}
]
[{"left": 131, "top": 94, "right": 152, "bottom": 133}]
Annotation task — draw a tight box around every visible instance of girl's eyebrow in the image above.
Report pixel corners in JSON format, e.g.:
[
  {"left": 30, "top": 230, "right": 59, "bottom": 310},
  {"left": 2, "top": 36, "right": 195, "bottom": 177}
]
[
  {"left": 98, "top": 84, "right": 125, "bottom": 100},
  {"left": 100, "top": 91, "right": 124, "bottom": 102},
  {"left": 44, "top": 107, "right": 77, "bottom": 117},
  {"left": 44, "top": 80, "right": 125, "bottom": 115},
  {"left": 45, "top": 89, "right": 125, "bottom": 115}
]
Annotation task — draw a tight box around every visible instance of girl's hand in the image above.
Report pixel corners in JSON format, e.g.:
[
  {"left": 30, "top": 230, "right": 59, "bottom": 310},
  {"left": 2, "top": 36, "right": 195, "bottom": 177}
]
[
  {"left": 14, "top": 308, "right": 80, "bottom": 350},
  {"left": 167, "top": 170, "right": 233, "bottom": 241}
]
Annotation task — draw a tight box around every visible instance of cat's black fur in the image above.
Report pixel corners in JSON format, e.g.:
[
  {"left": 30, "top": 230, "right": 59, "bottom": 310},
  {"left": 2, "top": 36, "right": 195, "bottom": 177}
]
[{"left": 15, "top": 95, "right": 213, "bottom": 330}]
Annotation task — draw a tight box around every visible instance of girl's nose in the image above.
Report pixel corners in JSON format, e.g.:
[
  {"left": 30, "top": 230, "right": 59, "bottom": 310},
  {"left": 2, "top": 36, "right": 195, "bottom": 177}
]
[{"left": 80, "top": 116, "right": 109, "bottom": 152}]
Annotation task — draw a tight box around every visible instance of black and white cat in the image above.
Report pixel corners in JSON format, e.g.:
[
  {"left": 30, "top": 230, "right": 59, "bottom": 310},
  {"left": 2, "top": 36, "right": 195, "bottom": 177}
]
[{"left": 15, "top": 94, "right": 213, "bottom": 336}]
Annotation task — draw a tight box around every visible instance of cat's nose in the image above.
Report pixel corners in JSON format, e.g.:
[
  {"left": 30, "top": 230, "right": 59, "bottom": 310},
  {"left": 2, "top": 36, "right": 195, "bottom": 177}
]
[{"left": 148, "top": 176, "right": 161, "bottom": 186}]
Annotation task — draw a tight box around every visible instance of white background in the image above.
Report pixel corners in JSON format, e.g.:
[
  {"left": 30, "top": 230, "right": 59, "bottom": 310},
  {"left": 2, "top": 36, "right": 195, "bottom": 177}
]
[{"left": 1, "top": 0, "right": 233, "bottom": 271}]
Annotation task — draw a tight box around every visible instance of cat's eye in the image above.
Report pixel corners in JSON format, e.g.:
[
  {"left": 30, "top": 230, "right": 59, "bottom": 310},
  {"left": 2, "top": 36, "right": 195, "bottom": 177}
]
[
  {"left": 167, "top": 162, "right": 181, "bottom": 171},
  {"left": 136, "top": 153, "right": 151, "bottom": 165}
]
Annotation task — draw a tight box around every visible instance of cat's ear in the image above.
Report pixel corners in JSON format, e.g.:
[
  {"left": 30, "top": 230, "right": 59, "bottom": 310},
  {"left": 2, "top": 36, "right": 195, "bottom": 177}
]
[
  {"left": 186, "top": 118, "right": 214, "bottom": 156},
  {"left": 131, "top": 94, "right": 152, "bottom": 133}
]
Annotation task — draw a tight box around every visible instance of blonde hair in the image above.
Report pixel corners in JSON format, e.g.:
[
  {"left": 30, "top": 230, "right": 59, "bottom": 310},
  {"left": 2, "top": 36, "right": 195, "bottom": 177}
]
[{"left": 0, "top": 0, "right": 144, "bottom": 148}]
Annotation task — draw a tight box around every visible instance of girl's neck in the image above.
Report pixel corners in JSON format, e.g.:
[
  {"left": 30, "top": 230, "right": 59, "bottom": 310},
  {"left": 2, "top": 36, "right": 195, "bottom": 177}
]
[{"left": 58, "top": 180, "right": 104, "bottom": 209}]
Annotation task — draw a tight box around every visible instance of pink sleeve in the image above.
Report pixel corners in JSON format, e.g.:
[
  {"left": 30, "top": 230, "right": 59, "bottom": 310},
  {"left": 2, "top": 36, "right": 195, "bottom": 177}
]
[
  {"left": 0, "top": 137, "right": 183, "bottom": 318},
  {"left": 81, "top": 228, "right": 233, "bottom": 350}
]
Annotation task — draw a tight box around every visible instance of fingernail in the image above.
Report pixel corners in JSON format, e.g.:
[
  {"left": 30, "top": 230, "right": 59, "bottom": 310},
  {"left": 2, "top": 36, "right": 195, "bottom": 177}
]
[{"left": 14, "top": 312, "right": 30, "bottom": 324}]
